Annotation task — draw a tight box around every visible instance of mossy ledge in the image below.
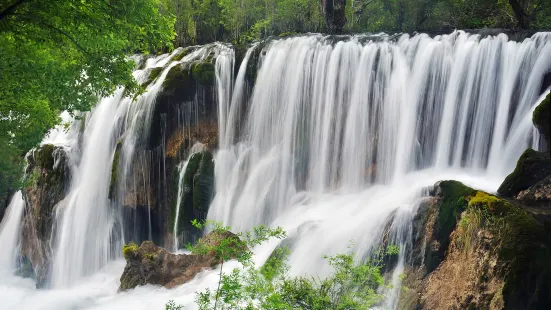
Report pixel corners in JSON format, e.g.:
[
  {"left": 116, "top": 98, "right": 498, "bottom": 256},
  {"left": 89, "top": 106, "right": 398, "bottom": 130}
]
[
  {"left": 497, "top": 148, "right": 551, "bottom": 198},
  {"left": 425, "top": 180, "right": 476, "bottom": 272},
  {"left": 191, "top": 61, "right": 215, "bottom": 86},
  {"left": 421, "top": 180, "right": 551, "bottom": 309},
  {"left": 141, "top": 67, "right": 163, "bottom": 89}
]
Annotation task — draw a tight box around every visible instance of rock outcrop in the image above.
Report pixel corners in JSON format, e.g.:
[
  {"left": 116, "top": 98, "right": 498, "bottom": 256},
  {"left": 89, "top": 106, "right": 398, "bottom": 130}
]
[
  {"left": 112, "top": 47, "right": 222, "bottom": 249},
  {"left": 497, "top": 148, "right": 551, "bottom": 198},
  {"left": 119, "top": 230, "right": 245, "bottom": 291},
  {"left": 171, "top": 149, "right": 215, "bottom": 247},
  {"left": 20, "top": 144, "right": 71, "bottom": 287},
  {"left": 533, "top": 92, "right": 550, "bottom": 148},
  {"left": 400, "top": 181, "right": 551, "bottom": 310}
]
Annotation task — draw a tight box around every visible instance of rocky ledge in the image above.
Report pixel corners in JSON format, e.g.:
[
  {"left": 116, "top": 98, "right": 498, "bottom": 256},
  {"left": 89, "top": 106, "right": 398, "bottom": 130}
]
[
  {"left": 119, "top": 230, "right": 246, "bottom": 291},
  {"left": 400, "top": 180, "right": 551, "bottom": 310}
]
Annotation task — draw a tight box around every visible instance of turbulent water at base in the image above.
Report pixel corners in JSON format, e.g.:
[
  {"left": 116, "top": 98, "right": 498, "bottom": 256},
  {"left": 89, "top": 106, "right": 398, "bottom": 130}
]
[
  {"left": 0, "top": 31, "right": 549, "bottom": 309},
  {"left": 0, "top": 192, "right": 25, "bottom": 271}
]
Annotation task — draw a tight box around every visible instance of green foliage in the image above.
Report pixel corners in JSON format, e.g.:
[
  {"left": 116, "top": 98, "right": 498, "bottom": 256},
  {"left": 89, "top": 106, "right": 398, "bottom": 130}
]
[
  {"left": 122, "top": 242, "right": 139, "bottom": 260},
  {"left": 192, "top": 62, "right": 216, "bottom": 85},
  {"left": 165, "top": 300, "right": 183, "bottom": 310},
  {"left": 159, "top": 0, "right": 550, "bottom": 47},
  {"left": 0, "top": 0, "right": 175, "bottom": 200},
  {"left": 168, "top": 221, "right": 396, "bottom": 310}
]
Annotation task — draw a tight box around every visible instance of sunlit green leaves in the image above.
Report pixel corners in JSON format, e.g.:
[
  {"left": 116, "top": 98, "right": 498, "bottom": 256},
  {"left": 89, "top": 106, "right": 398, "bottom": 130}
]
[{"left": 0, "top": 0, "right": 175, "bottom": 197}]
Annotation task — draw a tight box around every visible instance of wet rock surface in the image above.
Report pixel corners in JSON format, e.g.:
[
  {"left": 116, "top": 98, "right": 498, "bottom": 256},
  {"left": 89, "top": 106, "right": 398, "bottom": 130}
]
[
  {"left": 119, "top": 230, "right": 245, "bottom": 291},
  {"left": 402, "top": 181, "right": 551, "bottom": 310},
  {"left": 20, "top": 144, "right": 71, "bottom": 287}
]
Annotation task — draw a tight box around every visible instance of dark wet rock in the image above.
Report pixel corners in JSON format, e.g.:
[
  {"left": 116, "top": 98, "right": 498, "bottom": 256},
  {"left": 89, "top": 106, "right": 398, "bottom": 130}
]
[
  {"left": 533, "top": 92, "right": 550, "bottom": 148},
  {"left": 517, "top": 175, "right": 551, "bottom": 205},
  {"left": 21, "top": 144, "right": 71, "bottom": 287},
  {"left": 171, "top": 150, "right": 215, "bottom": 248},
  {"left": 119, "top": 231, "right": 246, "bottom": 291},
  {"left": 497, "top": 149, "right": 551, "bottom": 198}
]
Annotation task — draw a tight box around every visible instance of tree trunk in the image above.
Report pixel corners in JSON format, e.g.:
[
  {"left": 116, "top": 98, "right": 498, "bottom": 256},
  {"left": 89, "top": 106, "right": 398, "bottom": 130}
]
[
  {"left": 321, "top": 0, "right": 347, "bottom": 33},
  {"left": 508, "top": 0, "right": 529, "bottom": 28}
]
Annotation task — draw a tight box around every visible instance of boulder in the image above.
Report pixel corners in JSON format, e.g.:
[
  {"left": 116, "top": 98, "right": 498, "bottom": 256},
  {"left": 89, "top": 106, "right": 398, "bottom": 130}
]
[
  {"left": 517, "top": 175, "right": 551, "bottom": 205},
  {"left": 21, "top": 144, "right": 71, "bottom": 287},
  {"left": 401, "top": 181, "right": 551, "bottom": 310},
  {"left": 497, "top": 148, "right": 551, "bottom": 198},
  {"left": 119, "top": 230, "right": 246, "bottom": 291},
  {"left": 533, "top": 92, "right": 550, "bottom": 147}
]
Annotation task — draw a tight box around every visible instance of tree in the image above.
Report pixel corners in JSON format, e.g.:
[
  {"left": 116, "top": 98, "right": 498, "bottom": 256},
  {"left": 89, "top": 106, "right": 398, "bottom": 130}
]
[
  {"left": 0, "top": 0, "right": 175, "bottom": 199},
  {"left": 508, "top": 0, "right": 547, "bottom": 28}
]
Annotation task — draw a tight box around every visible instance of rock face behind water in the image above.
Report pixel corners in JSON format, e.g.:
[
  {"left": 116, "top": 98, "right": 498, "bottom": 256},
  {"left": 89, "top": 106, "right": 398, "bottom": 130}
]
[{"left": 119, "top": 230, "right": 245, "bottom": 291}]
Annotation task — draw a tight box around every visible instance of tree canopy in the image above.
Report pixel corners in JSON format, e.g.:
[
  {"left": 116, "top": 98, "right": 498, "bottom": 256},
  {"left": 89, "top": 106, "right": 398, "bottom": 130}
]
[
  {"left": 161, "top": 0, "right": 551, "bottom": 45},
  {"left": 0, "top": 0, "right": 175, "bottom": 204}
]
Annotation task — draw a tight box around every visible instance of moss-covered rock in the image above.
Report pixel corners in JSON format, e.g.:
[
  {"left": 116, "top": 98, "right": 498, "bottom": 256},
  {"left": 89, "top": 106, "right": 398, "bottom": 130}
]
[
  {"left": 119, "top": 231, "right": 246, "bottom": 291},
  {"left": 191, "top": 61, "right": 215, "bottom": 86},
  {"left": 21, "top": 144, "right": 70, "bottom": 287},
  {"left": 170, "top": 47, "right": 195, "bottom": 62},
  {"left": 415, "top": 181, "right": 551, "bottom": 309},
  {"left": 425, "top": 180, "right": 476, "bottom": 272},
  {"left": 497, "top": 148, "right": 551, "bottom": 198},
  {"left": 160, "top": 63, "right": 195, "bottom": 102},
  {"left": 171, "top": 151, "right": 215, "bottom": 246},
  {"left": 141, "top": 67, "right": 163, "bottom": 89},
  {"left": 533, "top": 92, "right": 550, "bottom": 147},
  {"left": 109, "top": 138, "right": 123, "bottom": 199}
]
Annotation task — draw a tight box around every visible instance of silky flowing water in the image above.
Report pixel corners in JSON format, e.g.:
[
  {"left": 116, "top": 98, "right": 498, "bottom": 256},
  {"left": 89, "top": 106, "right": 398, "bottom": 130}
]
[{"left": 0, "top": 31, "right": 550, "bottom": 309}]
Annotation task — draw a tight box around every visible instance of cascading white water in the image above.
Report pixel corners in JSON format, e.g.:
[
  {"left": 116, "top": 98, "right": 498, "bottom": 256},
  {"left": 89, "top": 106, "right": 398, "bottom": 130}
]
[
  {"left": 209, "top": 31, "right": 551, "bottom": 305},
  {"left": 173, "top": 143, "right": 208, "bottom": 251},
  {"left": 51, "top": 44, "right": 232, "bottom": 287},
  {"left": 211, "top": 31, "right": 551, "bottom": 228},
  {"left": 0, "top": 191, "right": 25, "bottom": 271}
]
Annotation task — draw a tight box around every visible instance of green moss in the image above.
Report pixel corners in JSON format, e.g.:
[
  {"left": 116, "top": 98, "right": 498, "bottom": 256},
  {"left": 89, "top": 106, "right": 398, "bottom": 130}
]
[
  {"left": 36, "top": 144, "right": 55, "bottom": 169},
  {"left": 192, "top": 151, "right": 214, "bottom": 212},
  {"left": 497, "top": 148, "right": 551, "bottom": 197},
  {"left": 122, "top": 242, "right": 139, "bottom": 260},
  {"left": 142, "top": 67, "right": 163, "bottom": 89},
  {"left": 533, "top": 93, "right": 550, "bottom": 145},
  {"left": 279, "top": 31, "right": 298, "bottom": 37},
  {"left": 191, "top": 62, "right": 215, "bottom": 86},
  {"left": 163, "top": 64, "right": 192, "bottom": 89},
  {"left": 144, "top": 253, "right": 156, "bottom": 261},
  {"left": 426, "top": 180, "right": 476, "bottom": 271},
  {"left": 173, "top": 151, "right": 215, "bottom": 235},
  {"left": 109, "top": 139, "right": 123, "bottom": 199},
  {"left": 461, "top": 191, "right": 551, "bottom": 309},
  {"left": 170, "top": 48, "right": 191, "bottom": 62}
]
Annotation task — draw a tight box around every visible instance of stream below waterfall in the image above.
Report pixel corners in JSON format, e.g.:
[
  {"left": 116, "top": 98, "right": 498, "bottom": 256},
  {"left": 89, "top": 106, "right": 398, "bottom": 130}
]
[{"left": 1, "top": 31, "right": 550, "bottom": 310}]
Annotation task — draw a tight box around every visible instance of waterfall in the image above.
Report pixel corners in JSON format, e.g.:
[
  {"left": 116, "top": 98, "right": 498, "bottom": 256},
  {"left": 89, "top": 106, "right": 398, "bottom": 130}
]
[
  {"left": 50, "top": 44, "right": 232, "bottom": 287},
  {"left": 173, "top": 142, "right": 208, "bottom": 251},
  {"left": 209, "top": 31, "right": 551, "bottom": 296},
  {"left": 0, "top": 31, "right": 550, "bottom": 309},
  {"left": 0, "top": 191, "right": 25, "bottom": 271}
]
